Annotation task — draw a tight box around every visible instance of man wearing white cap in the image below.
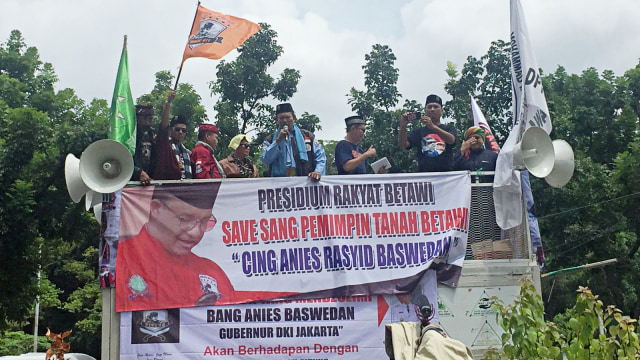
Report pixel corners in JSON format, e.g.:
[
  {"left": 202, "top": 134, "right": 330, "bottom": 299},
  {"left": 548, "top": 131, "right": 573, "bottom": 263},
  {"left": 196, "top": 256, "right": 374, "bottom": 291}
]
[{"left": 335, "top": 115, "right": 377, "bottom": 175}]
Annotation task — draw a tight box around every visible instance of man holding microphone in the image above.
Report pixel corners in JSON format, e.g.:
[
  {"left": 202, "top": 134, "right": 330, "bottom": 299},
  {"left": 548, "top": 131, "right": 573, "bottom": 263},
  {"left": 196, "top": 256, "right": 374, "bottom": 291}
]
[{"left": 260, "top": 103, "right": 326, "bottom": 181}]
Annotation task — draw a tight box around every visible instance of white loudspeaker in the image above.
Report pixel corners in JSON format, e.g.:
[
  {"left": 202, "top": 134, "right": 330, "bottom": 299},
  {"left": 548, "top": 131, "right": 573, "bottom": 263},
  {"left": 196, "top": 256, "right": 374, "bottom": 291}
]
[
  {"left": 79, "top": 139, "right": 134, "bottom": 194},
  {"left": 64, "top": 140, "right": 133, "bottom": 203},
  {"left": 85, "top": 190, "right": 103, "bottom": 211},
  {"left": 545, "top": 140, "right": 575, "bottom": 188},
  {"left": 512, "top": 127, "right": 555, "bottom": 178},
  {"left": 93, "top": 203, "right": 102, "bottom": 225},
  {"left": 65, "top": 153, "right": 90, "bottom": 203}
]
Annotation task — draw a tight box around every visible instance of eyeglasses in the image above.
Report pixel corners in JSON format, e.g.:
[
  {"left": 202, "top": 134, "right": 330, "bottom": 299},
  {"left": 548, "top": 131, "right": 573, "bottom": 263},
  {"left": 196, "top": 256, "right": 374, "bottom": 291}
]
[
  {"left": 173, "top": 127, "right": 188, "bottom": 133},
  {"left": 160, "top": 201, "right": 217, "bottom": 232},
  {"left": 239, "top": 143, "right": 250, "bottom": 148}
]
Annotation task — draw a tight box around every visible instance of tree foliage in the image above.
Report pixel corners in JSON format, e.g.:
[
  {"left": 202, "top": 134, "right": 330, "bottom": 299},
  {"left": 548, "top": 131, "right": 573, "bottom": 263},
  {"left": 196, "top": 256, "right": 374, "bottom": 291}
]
[
  {"left": 0, "top": 30, "right": 106, "bottom": 357},
  {"left": 444, "top": 40, "right": 512, "bottom": 142},
  {"left": 445, "top": 39, "right": 640, "bottom": 323},
  {"left": 487, "top": 278, "right": 640, "bottom": 360},
  {"left": 209, "top": 23, "right": 301, "bottom": 143},
  {"left": 347, "top": 44, "right": 419, "bottom": 173}
]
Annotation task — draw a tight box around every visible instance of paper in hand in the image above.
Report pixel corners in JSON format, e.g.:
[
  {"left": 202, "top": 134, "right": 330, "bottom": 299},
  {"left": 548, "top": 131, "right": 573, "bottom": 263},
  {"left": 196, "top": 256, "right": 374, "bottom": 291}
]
[{"left": 370, "top": 157, "right": 391, "bottom": 173}]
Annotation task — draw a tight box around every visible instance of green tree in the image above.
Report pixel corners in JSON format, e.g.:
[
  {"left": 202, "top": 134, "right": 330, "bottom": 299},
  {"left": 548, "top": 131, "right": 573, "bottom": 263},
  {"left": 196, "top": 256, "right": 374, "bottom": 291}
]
[
  {"left": 544, "top": 66, "right": 637, "bottom": 165},
  {"left": 322, "top": 140, "right": 339, "bottom": 175},
  {"left": 347, "top": 44, "right": 418, "bottom": 173},
  {"left": 444, "top": 40, "right": 512, "bottom": 143},
  {"left": 488, "top": 278, "right": 640, "bottom": 360},
  {"left": 136, "top": 70, "right": 207, "bottom": 151},
  {"left": 209, "top": 23, "right": 301, "bottom": 147},
  {"left": 534, "top": 63, "right": 640, "bottom": 319},
  {"left": 296, "top": 112, "right": 322, "bottom": 134},
  {"left": 0, "top": 30, "right": 108, "bottom": 358}
]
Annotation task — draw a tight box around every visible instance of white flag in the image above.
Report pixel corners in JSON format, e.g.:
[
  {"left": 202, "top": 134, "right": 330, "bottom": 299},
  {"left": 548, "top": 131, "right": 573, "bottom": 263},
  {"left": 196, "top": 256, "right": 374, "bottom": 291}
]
[
  {"left": 470, "top": 96, "right": 500, "bottom": 153},
  {"left": 493, "top": 0, "right": 552, "bottom": 229},
  {"left": 470, "top": 96, "right": 490, "bottom": 131}
]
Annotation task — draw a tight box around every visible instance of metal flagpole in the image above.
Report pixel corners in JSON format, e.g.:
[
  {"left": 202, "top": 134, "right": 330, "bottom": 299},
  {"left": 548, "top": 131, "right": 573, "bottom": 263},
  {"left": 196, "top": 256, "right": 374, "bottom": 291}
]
[{"left": 541, "top": 258, "right": 618, "bottom": 278}]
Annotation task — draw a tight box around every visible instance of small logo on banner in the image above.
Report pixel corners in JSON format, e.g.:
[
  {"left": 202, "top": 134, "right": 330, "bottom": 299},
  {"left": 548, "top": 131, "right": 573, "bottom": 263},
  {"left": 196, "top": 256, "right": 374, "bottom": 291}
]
[
  {"left": 196, "top": 274, "right": 222, "bottom": 306},
  {"left": 131, "top": 309, "right": 180, "bottom": 344},
  {"left": 199, "top": 274, "right": 220, "bottom": 296},
  {"left": 127, "top": 274, "right": 151, "bottom": 300}
]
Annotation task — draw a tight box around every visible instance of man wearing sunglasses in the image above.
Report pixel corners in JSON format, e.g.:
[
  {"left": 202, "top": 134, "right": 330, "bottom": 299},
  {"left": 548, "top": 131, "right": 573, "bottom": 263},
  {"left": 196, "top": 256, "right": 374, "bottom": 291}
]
[
  {"left": 149, "top": 90, "right": 192, "bottom": 181},
  {"left": 116, "top": 183, "right": 235, "bottom": 311},
  {"left": 219, "top": 134, "right": 258, "bottom": 178},
  {"left": 168, "top": 115, "right": 193, "bottom": 179}
]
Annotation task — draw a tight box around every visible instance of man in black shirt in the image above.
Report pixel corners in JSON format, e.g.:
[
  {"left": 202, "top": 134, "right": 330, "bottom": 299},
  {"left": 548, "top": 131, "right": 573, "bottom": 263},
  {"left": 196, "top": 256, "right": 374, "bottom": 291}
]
[{"left": 398, "top": 94, "right": 456, "bottom": 172}]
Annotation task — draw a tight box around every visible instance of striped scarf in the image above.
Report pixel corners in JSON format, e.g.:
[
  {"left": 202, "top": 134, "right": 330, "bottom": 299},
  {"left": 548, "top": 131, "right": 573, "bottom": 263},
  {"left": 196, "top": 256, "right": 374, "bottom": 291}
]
[{"left": 172, "top": 142, "right": 192, "bottom": 179}]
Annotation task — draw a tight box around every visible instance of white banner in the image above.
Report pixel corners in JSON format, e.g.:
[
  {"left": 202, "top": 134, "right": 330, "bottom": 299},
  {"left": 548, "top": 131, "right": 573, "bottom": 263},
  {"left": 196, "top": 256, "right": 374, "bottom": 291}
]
[
  {"left": 494, "top": 0, "right": 552, "bottom": 229},
  {"left": 116, "top": 172, "right": 470, "bottom": 312},
  {"left": 119, "top": 271, "right": 440, "bottom": 360},
  {"left": 470, "top": 96, "right": 490, "bottom": 132},
  {"left": 120, "top": 297, "right": 383, "bottom": 360}
]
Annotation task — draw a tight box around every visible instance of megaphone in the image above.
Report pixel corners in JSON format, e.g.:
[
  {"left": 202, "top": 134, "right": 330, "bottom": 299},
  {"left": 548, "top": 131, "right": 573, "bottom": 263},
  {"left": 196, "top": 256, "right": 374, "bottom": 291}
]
[
  {"left": 85, "top": 190, "right": 103, "bottom": 211},
  {"left": 545, "top": 140, "right": 574, "bottom": 188},
  {"left": 93, "top": 203, "right": 102, "bottom": 225},
  {"left": 64, "top": 139, "right": 133, "bottom": 203},
  {"left": 65, "top": 153, "right": 90, "bottom": 203},
  {"left": 512, "top": 127, "right": 555, "bottom": 178}
]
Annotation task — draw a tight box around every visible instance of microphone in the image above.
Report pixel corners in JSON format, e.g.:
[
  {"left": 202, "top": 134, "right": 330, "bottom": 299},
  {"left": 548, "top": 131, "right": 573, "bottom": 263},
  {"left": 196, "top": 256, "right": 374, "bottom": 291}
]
[{"left": 283, "top": 125, "right": 289, "bottom": 139}]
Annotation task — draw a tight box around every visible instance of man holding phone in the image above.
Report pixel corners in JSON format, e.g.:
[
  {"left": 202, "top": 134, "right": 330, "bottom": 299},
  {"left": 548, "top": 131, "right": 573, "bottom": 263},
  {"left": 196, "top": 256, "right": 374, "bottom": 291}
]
[{"left": 398, "top": 94, "right": 456, "bottom": 172}]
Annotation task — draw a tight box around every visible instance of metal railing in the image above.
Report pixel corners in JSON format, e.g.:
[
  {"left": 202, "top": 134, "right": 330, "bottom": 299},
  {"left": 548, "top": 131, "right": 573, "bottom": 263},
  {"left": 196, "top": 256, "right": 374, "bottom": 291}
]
[{"left": 467, "top": 171, "right": 529, "bottom": 260}]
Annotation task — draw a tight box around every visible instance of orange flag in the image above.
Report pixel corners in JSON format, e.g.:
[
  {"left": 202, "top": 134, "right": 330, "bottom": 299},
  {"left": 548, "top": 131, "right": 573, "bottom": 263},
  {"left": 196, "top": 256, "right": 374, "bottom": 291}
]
[{"left": 182, "top": 5, "right": 260, "bottom": 63}]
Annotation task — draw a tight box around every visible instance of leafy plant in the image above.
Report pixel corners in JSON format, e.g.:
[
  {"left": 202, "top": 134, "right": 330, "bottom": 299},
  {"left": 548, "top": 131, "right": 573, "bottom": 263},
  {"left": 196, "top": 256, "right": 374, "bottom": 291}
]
[{"left": 486, "top": 277, "right": 640, "bottom": 359}]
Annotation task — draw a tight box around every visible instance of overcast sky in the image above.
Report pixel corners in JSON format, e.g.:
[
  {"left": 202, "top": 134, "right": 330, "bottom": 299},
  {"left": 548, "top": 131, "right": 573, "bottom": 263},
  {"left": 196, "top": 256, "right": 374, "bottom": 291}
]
[{"left": 2, "top": 0, "right": 639, "bottom": 141}]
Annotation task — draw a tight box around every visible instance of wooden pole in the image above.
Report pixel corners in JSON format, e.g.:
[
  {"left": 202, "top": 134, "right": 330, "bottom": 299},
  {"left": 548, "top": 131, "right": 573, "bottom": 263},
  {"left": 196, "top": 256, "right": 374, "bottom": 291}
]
[{"left": 174, "top": 1, "right": 201, "bottom": 90}]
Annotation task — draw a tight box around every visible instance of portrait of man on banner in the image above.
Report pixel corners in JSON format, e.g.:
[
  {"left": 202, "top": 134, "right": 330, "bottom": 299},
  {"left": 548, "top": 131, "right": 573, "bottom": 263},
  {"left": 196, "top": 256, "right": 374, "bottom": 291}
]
[
  {"left": 115, "top": 183, "right": 294, "bottom": 312},
  {"left": 115, "top": 183, "right": 237, "bottom": 311}
]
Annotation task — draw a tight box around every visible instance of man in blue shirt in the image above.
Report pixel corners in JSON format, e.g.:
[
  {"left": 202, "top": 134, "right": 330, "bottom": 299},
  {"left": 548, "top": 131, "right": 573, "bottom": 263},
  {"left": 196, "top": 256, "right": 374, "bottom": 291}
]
[{"left": 261, "top": 103, "right": 326, "bottom": 181}]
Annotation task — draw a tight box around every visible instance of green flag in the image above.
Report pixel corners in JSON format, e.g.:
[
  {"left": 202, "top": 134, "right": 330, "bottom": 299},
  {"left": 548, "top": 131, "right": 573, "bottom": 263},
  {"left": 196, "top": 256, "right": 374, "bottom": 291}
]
[{"left": 108, "top": 36, "right": 136, "bottom": 155}]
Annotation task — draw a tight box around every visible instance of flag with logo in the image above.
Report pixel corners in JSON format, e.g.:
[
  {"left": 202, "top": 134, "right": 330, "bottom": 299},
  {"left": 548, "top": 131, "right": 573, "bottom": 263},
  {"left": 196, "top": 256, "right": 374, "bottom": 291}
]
[
  {"left": 182, "top": 5, "right": 260, "bottom": 63},
  {"left": 470, "top": 96, "right": 500, "bottom": 154},
  {"left": 108, "top": 36, "right": 136, "bottom": 155},
  {"left": 493, "top": 0, "right": 552, "bottom": 229}
]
